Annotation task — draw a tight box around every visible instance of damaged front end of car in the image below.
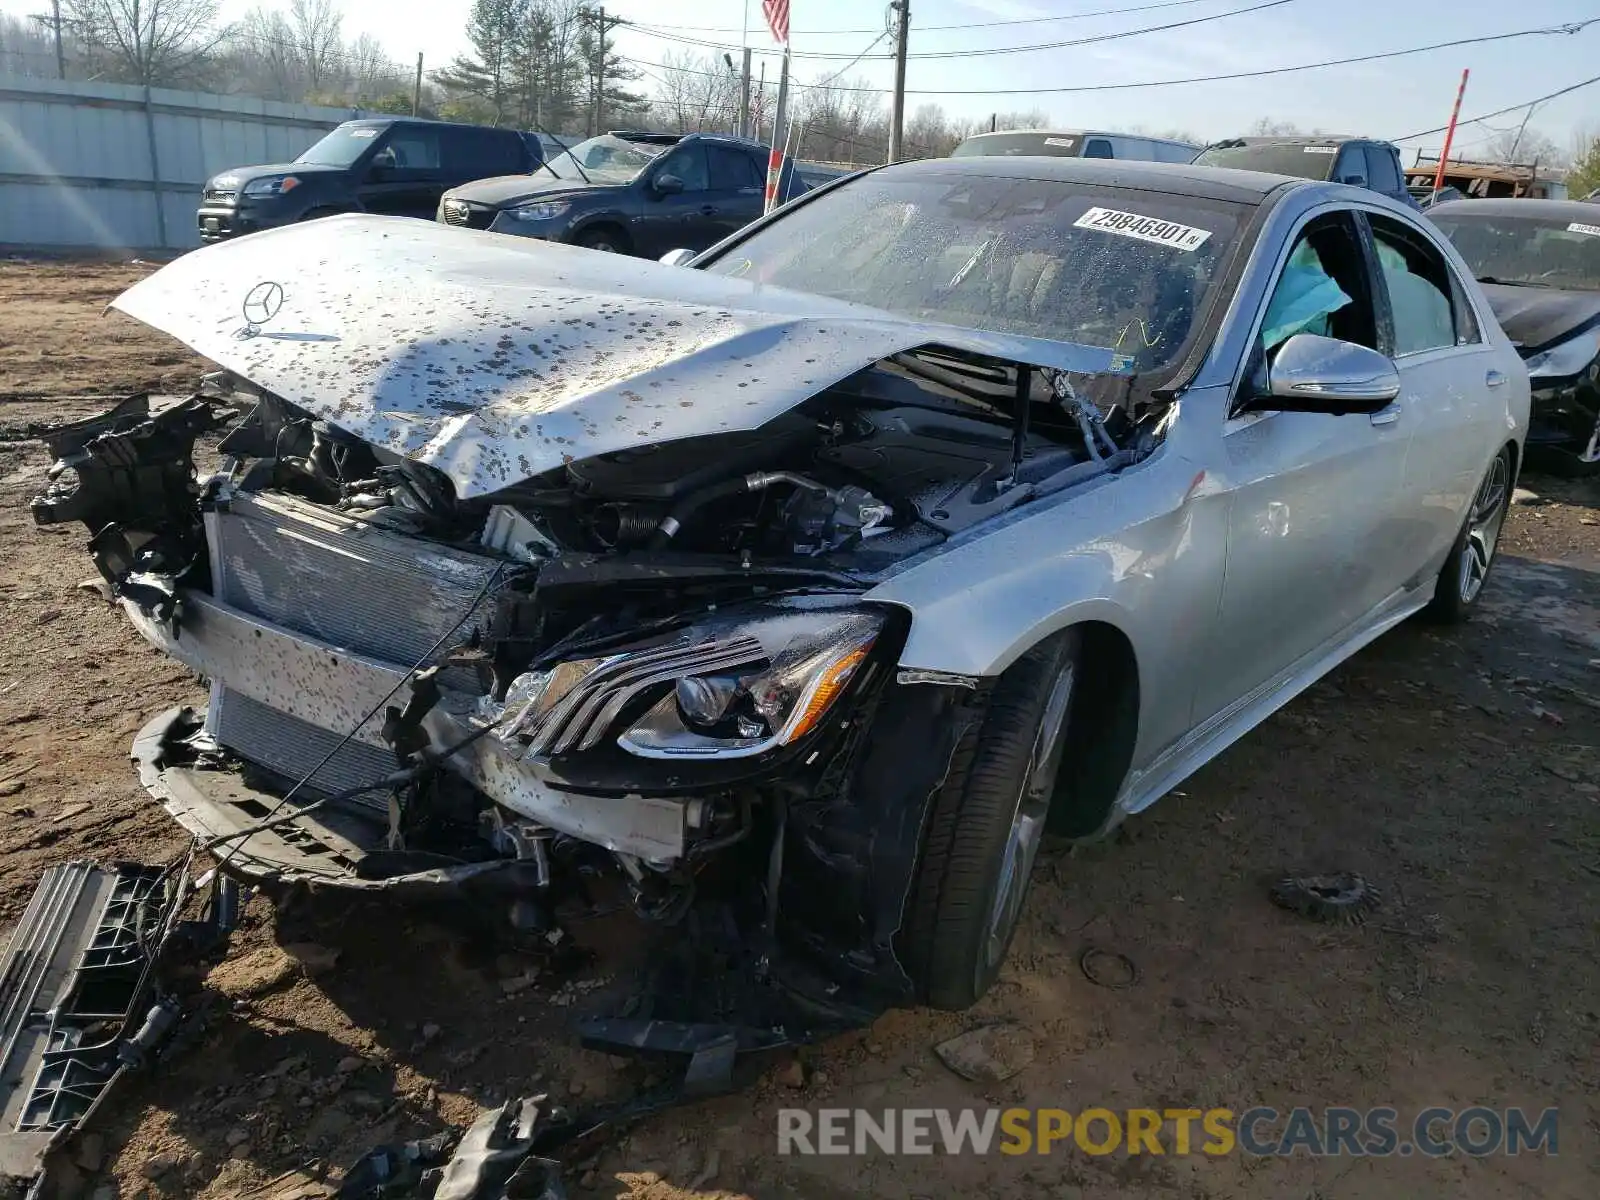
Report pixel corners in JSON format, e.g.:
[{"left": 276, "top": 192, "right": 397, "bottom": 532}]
[{"left": 33, "top": 217, "right": 1149, "bottom": 1027}]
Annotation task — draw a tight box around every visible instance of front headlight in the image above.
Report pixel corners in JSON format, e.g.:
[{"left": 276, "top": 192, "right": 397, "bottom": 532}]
[
  {"left": 1524, "top": 326, "right": 1600, "bottom": 380},
  {"left": 493, "top": 605, "right": 884, "bottom": 761},
  {"left": 242, "top": 175, "right": 300, "bottom": 197},
  {"left": 510, "top": 200, "right": 570, "bottom": 221}
]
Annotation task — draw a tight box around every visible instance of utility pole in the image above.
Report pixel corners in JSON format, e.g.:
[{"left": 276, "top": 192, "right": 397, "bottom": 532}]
[
  {"left": 887, "top": 0, "right": 910, "bottom": 163},
  {"left": 412, "top": 52, "right": 423, "bottom": 117},
  {"left": 580, "top": 6, "right": 626, "bottom": 137},
  {"left": 738, "top": 48, "right": 753, "bottom": 139}
]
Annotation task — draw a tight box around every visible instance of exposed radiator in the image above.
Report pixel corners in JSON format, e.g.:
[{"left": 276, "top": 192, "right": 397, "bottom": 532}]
[
  {"left": 211, "top": 492, "right": 499, "bottom": 668},
  {"left": 213, "top": 688, "right": 400, "bottom": 804},
  {"left": 206, "top": 491, "right": 499, "bottom": 796}
]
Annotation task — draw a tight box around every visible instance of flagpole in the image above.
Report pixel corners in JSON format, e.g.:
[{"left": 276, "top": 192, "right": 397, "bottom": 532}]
[{"left": 765, "top": 46, "right": 791, "bottom": 215}]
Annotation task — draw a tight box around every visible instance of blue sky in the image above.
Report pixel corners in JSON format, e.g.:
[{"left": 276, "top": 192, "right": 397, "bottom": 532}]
[{"left": 4, "top": 0, "right": 1596, "bottom": 156}]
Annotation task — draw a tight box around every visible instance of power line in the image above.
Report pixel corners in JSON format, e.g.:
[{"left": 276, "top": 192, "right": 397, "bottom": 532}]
[
  {"left": 627, "top": 19, "right": 1600, "bottom": 96},
  {"left": 625, "top": 0, "right": 1228, "bottom": 37},
  {"left": 1391, "top": 71, "right": 1600, "bottom": 141},
  {"left": 622, "top": 0, "right": 1299, "bottom": 61}
]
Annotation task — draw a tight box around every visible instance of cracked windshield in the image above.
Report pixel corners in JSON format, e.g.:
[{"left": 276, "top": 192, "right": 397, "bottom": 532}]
[{"left": 704, "top": 174, "right": 1243, "bottom": 374}]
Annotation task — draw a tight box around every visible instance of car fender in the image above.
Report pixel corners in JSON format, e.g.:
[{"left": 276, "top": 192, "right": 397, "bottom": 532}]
[{"left": 866, "top": 437, "right": 1231, "bottom": 769}]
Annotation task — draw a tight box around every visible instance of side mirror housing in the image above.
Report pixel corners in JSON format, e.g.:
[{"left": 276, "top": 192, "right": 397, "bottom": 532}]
[
  {"left": 659, "top": 248, "right": 697, "bottom": 267},
  {"left": 653, "top": 173, "right": 685, "bottom": 195},
  {"left": 1245, "top": 333, "right": 1400, "bottom": 415}
]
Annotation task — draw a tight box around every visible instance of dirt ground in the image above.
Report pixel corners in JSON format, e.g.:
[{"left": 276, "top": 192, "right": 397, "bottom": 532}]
[{"left": 1, "top": 261, "right": 1596, "bottom": 1200}]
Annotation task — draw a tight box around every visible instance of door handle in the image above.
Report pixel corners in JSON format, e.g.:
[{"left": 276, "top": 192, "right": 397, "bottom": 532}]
[
  {"left": 1369, "top": 406, "right": 1401, "bottom": 427},
  {"left": 1485, "top": 369, "right": 1507, "bottom": 388}
]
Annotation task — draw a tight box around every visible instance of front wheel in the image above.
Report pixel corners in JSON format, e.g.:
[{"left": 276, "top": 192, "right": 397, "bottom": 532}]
[
  {"left": 575, "top": 226, "right": 628, "bottom": 255},
  {"left": 900, "top": 631, "right": 1081, "bottom": 1010},
  {"left": 1425, "top": 446, "right": 1512, "bottom": 623}
]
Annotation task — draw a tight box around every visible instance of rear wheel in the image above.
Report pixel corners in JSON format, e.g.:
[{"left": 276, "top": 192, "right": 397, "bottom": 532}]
[
  {"left": 901, "top": 630, "right": 1080, "bottom": 1010},
  {"left": 1425, "top": 445, "right": 1512, "bottom": 623}
]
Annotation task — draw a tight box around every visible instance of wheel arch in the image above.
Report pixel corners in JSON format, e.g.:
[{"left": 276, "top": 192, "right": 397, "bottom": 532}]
[
  {"left": 1048, "top": 619, "right": 1141, "bottom": 839},
  {"left": 568, "top": 215, "right": 632, "bottom": 251}
]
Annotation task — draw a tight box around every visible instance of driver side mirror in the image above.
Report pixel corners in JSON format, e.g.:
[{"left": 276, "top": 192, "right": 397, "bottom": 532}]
[
  {"left": 1244, "top": 333, "right": 1400, "bottom": 415},
  {"left": 653, "top": 173, "right": 685, "bottom": 195},
  {"left": 659, "top": 248, "right": 697, "bottom": 267}
]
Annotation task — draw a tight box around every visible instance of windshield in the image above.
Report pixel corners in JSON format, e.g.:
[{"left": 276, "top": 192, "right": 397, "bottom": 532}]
[
  {"left": 1431, "top": 211, "right": 1600, "bottom": 291},
  {"left": 1193, "top": 143, "right": 1337, "bottom": 180},
  {"left": 543, "top": 134, "right": 666, "bottom": 183},
  {"left": 952, "top": 132, "right": 1082, "bottom": 158},
  {"left": 701, "top": 173, "right": 1245, "bottom": 374},
  {"left": 295, "top": 124, "right": 386, "bottom": 167}
]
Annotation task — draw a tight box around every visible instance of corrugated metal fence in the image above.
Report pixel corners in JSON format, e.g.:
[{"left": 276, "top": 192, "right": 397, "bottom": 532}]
[{"left": 0, "top": 75, "right": 368, "bottom": 252}]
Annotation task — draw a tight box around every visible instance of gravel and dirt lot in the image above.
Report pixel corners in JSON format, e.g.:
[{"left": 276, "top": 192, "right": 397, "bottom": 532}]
[{"left": 1, "top": 260, "right": 1596, "bottom": 1200}]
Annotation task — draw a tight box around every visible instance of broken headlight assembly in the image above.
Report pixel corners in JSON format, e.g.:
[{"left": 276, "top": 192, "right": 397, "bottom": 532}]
[{"left": 496, "top": 606, "right": 884, "bottom": 761}]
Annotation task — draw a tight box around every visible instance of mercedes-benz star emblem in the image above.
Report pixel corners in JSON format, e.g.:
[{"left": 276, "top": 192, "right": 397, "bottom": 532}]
[{"left": 241, "top": 281, "right": 284, "bottom": 327}]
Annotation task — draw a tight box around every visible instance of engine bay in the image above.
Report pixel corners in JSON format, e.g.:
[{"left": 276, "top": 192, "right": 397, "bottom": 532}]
[{"left": 217, "top": 349, "right": 1144, "bottom": 573}]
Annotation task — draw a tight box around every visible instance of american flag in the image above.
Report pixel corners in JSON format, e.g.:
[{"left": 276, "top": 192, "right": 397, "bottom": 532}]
[{"left": 762, "top": 0, "right": 790, "bottom": 45}]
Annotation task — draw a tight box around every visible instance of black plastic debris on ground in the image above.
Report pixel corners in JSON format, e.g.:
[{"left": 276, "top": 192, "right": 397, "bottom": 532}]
[
  {"left": 1270, "top": 871, "right": 1382, "bottom": 924},
  {"left": 0, "top": 863, "right": 181, "bottom": 1190}
]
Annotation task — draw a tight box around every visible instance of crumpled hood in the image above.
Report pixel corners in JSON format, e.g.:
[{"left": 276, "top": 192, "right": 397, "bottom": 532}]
[
  {"left": 111, "top": 215, "right": 1121, "bottom": 499},
  {"left": 444, "top": 173, "right": 622, "bottom": 209},
  {"left": 1479, "top": 282, "right": 1600, "bottom": 355}
]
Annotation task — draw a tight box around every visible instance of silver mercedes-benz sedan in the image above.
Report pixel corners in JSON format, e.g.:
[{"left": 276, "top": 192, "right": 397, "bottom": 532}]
[{"left": 34, "top": 156, "right": 1526, "bottom": 1016}]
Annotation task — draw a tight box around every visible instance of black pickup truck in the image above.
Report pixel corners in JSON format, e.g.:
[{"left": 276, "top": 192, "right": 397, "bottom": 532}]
[{"left": 197, "top": 118, "right": 537, "bottom": 243}]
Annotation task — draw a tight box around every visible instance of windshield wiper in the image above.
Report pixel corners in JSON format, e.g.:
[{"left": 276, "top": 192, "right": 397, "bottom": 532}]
[
  {"left": 1476, "top": 276, "right": 1548, "bottom": 288},
  {"left": 531, "top": 128, "right": 590, "bottom": 184}
]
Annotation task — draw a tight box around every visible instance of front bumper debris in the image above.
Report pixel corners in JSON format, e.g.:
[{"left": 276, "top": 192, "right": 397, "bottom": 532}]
[
  {"left": 0, "top": 862, "right": 190, "bottom": 1193},
  {"left": 126, "top": 589, "right": 692, "bottom": 865}
]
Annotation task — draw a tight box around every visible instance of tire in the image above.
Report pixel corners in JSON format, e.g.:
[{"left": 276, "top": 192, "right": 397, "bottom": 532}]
[
  {"left": 1424, "top": 445, "right": 1513, "bottom": 623},
  {"left": 575, "top": 226, "right": 629, "bottom": 254},
  {"left": 1523, "top": 442, "right": 1600, "bottom": 479},
  {"left": 901, "top": 630, "right": 1081, "bottom": 1010}
]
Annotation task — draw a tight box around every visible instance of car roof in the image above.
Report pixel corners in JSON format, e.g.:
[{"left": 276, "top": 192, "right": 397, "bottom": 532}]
[
  {"left": 1203, "top": 135, "right": 1369, "bottom": 149},
  {"left": 340, "top": 117, "right": 519, "bottom": 134},
  {"left": 1427, "top": 197, "right": 1600, "bottom": 221},
  {"left": 877, "top": 154, "right": 1298, "bottom": 204},
  {"left": 961, "top": 128, "right": 1197, "bottom": 147}
]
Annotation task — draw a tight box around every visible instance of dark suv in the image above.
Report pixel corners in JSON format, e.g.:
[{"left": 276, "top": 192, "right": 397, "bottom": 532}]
[
  {"left": 1192, "top": 136, "right": 1421, "bottom": 209},
  {"left": 438, "top": 131, "right": 805, "bottom": 257},
  {"left": 197, "top": 118, "right": 537, "bottom": 243}
]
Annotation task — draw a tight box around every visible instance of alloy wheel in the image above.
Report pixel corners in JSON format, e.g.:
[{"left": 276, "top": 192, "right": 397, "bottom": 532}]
[
  {"left": 982, "top": 662, "right": 1076, "bottom": 976},
  {"left": 1458, "top": 453, "right": 1509, "bottom": 604}
]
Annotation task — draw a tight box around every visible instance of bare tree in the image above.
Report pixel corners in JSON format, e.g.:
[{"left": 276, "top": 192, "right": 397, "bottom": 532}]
[
  {"left": 1249, "top": 118, "right": 1301, "bottom": 136},
  {"left": 650, "top": 50, "right": 737, "bottom": 133},
  {"left": 287, "top": 0, "right": 341, "bottom": 92},
  {"left": 347, "top": 32, "right": 402, "bottom": 102},
  {"left": 1481, "top": 125, "right": 1566, "bottom": 168},
  {"left": 231, "top": 6, "right": 296, "bottom": 99},
  {"left": 62, "top": 0, "right": 228, "bottom": 86}
]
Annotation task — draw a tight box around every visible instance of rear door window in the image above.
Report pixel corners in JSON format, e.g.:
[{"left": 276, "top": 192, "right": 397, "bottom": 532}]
[
  {"left": 1364, "top": 146, "right": 1401, "bottom": 197},
  {"left": 1367, "top": 216, "right": 1468, "bottom": 355},
  {"left": 1083, "top": 138, "right": 1114, "bottom": 159},
  {"left": 708, "top": 146, "right": 761, "bottom": 191}
]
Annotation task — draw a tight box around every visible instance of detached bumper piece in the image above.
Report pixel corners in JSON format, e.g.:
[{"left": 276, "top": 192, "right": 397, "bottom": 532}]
[{"left": 0, "top": 863, "right": 181, "bottom": 1192}]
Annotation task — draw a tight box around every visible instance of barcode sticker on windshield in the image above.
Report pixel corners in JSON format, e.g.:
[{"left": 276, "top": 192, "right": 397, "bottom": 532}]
[
  {"left": 1303, "top": 146, "right": 1337, "bottom": 154},
  {"left": 1044, "top": 137, "right": 1077, "bottom": 147},
  {"left": 1567, "top": 221, "right": 1600, "bottom": 237},
  {"left": 348, "top": 128, "right": 379, "bottom": 138},
  {"left": 1073, "top": 207, "right": 1212, "bottom": 252}
]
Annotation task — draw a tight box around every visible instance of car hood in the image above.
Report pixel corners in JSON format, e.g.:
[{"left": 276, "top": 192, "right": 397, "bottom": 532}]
[
  {"left": 209, "top": 162, "right": 343, "bottom": 189},
  {"left": 1479, "top": 282, "right": 1600, "bottom": 354},
  {"left": 110, "top": 215, "right": 1124, "bottom": 500},
  {"left": 443, "top": 174, "right": 626, "bottom": 208}
]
